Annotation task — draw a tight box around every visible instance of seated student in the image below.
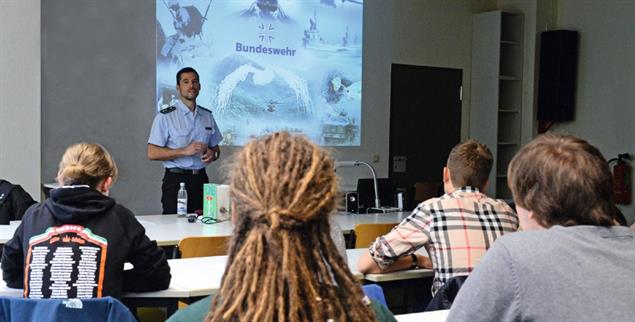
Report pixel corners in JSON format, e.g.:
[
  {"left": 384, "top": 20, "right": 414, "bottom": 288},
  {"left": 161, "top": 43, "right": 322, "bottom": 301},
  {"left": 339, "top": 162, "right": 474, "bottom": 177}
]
[
  {"left": 447, "top": 134, "right": 635, "bottom": 322},
  {"left": 1, "top": 143, "right": 171, "bottom": 299},
  {"left": 0, "top": 179, "right": 36, "bottom": 224},
  {"left": 167, "top": 132, "right": 395, "bottom": 322},
  {"left": 358, "top": 140, "right": 518, "bottom": 295}
]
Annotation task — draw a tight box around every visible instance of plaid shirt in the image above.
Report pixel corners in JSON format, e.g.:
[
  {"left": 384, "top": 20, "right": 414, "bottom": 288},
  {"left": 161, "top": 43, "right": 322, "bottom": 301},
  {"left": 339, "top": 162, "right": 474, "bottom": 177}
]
[{"left": 369, "top": 186, "right": 518, "bottom": 294}]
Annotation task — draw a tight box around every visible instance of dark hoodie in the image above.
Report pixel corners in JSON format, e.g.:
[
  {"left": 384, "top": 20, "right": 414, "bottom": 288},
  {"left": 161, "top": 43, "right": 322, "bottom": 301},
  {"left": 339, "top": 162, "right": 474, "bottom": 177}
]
[{"left": 1, "top": 186, "right": 171, "bottom": 299}]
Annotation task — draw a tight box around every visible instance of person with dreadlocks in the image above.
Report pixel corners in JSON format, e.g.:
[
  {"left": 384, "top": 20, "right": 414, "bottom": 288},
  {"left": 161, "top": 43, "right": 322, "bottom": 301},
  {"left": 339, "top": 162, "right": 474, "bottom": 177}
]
[{"left": 167, "top": 132, "right": 395, "bottom": 322}]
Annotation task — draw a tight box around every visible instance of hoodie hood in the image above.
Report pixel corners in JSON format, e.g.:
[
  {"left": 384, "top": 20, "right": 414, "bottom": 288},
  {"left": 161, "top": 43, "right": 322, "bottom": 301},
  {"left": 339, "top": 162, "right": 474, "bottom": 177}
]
[{"left": 45, "top": 186, "right": 116, "bottom": 223}]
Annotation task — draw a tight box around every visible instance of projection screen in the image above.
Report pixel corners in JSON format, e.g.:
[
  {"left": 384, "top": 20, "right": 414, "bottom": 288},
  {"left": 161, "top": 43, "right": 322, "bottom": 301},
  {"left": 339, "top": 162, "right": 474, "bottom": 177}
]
[{"left": 156, "top": 0, "right": 363, "bottom": 146}]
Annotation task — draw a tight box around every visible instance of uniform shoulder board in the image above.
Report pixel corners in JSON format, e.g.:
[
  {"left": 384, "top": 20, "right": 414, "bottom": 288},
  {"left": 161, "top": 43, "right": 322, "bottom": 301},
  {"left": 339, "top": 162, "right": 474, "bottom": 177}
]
[
  {"left": 160, "top": 106, "right": 176, "bottom": 114},
  {"left": 198, "top": 106, "right": 212, "bottom": 113}
]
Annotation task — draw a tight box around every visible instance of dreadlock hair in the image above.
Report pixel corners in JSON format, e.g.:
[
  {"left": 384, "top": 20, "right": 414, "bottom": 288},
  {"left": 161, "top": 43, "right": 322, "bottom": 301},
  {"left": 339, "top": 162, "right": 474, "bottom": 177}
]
[{"left": 206, "top": 132, "right": 378, "bottom": 322}]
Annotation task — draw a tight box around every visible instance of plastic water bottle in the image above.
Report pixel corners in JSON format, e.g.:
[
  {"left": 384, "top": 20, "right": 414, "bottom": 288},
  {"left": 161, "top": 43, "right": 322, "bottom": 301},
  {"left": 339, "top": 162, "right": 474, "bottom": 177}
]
[{"left": 177, "top": 182, "right": 188, "bottom": 216}]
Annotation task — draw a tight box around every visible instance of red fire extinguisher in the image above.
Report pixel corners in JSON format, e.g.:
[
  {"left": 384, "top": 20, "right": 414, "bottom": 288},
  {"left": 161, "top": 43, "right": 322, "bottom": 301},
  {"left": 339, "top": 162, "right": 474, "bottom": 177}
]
[{"left": 608, "top": 153, "right": 632, "bottom": 205}]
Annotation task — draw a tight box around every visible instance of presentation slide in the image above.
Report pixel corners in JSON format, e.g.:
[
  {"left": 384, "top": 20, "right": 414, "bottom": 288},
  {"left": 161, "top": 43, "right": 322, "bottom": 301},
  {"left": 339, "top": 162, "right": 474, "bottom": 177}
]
[{"left": 156, "top": 0, "right": 363, "bottom": 146}]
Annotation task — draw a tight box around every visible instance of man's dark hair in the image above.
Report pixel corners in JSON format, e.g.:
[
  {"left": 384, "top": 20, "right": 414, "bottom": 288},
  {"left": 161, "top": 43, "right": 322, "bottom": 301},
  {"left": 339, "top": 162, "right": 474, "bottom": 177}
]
[{"left": 176, "top": 67, "right": 199, "bottom": 85}]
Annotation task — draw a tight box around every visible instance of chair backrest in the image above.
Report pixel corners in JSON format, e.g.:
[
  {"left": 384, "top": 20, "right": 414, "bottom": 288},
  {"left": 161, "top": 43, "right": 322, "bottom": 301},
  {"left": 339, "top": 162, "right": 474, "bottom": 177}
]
[
  {"left": 178, "top": 236, "right": 231, "bottom": 258},
  {"left": 353, "top": 223, "right": 396, "bottom": 248},
  {"left": 0, "top": 296, "right": 136, "bottom": 322},
  {"left": 413, "top": 181, "right": 442, "bottom": 204},
  {"left": 424, "top": 275, "right": 468, "bottom": 311},
  {"left": 362, "top": 284, "right": 388, "bottom": 307}
]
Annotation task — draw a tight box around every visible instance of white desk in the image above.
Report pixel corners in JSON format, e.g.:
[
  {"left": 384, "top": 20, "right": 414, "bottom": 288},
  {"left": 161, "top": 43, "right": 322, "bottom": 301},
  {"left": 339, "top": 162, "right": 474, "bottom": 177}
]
[
  {"left": 335, "top": 212, "right": 410, "bottom": 233},
  {"left": 395, "top": 310, "right": 449, "bottom": 322},
  {"left": 0, "top": 274, "right": 190, "bottom": 299},
  {"left": 137, "top": 216, "right": 234, "bottom": 246},
  {"left": 168, "top": 249, "right": 367, "bottom": 297},
  {"left": 346, "top": 248, "right": 434, "bottom": 282},
  {"left": 0, "top": 212, "right": 411, "bottom": 246},
  {"left": 138, "top": 212, "right": 410, "bottom": 246},
  {"left": 0, "top": 222, "right": 20, "bottom": 244},
  {"left": 0, "top": 215, "right": 235, "bottom": 246},
  {"left": 0, "top": 249, "right": 429, "bottom": 298},
  {"left": 164, "top": 249, "right": 433, "bottom": 294},
  {"left": 134, "top": 250, "right": 432, "bottom": 307},
  {"left": 0, "top": 271, "right": 190, "bottom": 315},
  {"left": 0, "top": 249, "right": 367, "bottom": 298},
  {"left": 0, "top": 248, "right": 432, "bottom": 316}
]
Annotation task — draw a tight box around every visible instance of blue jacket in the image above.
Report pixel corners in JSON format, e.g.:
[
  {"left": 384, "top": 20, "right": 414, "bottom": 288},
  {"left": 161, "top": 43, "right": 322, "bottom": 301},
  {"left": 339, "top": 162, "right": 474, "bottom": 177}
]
[{"left": 0, "top": 296, "right": 136, "bottom": 322}]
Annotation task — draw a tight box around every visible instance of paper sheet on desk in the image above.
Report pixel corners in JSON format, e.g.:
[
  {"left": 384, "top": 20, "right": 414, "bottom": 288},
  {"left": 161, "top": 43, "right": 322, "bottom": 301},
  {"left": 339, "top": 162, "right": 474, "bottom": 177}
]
[{"left": 395, "top": 309, "right": 449, "bottom": 322}]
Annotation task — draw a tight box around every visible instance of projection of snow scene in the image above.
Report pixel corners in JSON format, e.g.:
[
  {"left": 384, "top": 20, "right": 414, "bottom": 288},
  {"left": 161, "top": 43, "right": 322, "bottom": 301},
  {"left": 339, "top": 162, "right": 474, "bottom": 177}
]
[{"left": 156, "top": 0, "right": 363, "bottom": 146}]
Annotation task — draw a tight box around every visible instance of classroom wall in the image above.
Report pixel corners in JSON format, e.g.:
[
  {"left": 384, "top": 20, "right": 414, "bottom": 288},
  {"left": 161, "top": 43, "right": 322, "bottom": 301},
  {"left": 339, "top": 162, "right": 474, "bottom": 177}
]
[
  {"left": 392, "top": 0, "right": 495, "bottom": 142},
  {"left": 331, "top": 0, "right": 491, "bottom": 191},
  {"left": 0, "top": 0, "right": 41, "bottom": 201},
  {"left": 23, "top": 0, "right": 524, "bottom": 214},
  {"left": 20, "top": 0, "right": 630, "bottom": 219},
  {"left": 37, "top": 0, "right": 496, "bottom": 213},
  {"left": 331, "top": 0, "right": 393, "bottom": 191},
  {"left": 41, "top": 0, "right": 158, "bottom": 213},
  {"left": 39, "top": 0, "right": 395, "bottom": 213},
  {"left": 555, "top": 0, "right": 635, "bottom": 223}
]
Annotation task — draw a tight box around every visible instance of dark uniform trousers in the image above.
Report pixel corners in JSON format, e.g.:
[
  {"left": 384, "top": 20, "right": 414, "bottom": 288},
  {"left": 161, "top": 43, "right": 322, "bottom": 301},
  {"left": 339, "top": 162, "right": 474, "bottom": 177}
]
[{"left": 161, "top": 169, "right": 208, "bottom": 214}]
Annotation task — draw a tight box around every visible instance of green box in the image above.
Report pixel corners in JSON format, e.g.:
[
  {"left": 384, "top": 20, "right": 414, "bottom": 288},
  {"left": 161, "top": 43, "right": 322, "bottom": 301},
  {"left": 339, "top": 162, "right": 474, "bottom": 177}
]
[
  {"left": 204, "top": 183, "right": 231, "bottom": 221},
  {"left": 203, "top": 184, "right": 218, "bottom": 221}
]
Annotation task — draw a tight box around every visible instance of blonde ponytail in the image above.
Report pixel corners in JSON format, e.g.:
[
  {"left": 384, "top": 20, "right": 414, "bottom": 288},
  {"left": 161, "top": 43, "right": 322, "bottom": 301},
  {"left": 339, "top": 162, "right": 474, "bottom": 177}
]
[{"left": 57, "top": 143, "right": 118, "bottom": 188}]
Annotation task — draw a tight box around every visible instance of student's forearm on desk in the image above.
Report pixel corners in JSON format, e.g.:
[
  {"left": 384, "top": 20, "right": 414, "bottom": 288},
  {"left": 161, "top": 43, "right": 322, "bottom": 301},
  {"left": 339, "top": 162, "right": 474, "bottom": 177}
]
[{"left": 358, "top": 251, "right": 431, "bottom": 274}]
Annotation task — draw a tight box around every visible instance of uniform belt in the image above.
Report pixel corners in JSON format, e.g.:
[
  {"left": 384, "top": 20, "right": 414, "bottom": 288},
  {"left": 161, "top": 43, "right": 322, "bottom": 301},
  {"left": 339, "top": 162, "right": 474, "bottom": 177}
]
[{"left": 166, "top": 168, "right": 205, "bottom": 175}]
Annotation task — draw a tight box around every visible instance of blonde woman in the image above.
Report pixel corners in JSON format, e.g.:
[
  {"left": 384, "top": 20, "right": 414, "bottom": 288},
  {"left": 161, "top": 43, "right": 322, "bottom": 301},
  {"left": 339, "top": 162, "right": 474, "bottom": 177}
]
[{"left": 2, "top": 143, "right": 170, "bottom": 299}]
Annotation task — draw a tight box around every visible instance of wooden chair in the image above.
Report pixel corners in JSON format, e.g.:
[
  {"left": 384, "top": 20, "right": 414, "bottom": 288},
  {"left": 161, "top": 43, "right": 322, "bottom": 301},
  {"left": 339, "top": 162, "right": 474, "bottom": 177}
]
[
  {"left": 353, "top": 223, "right": 397, "bottom": 248},
  {"left": 177, "top": 236, "right": 231, "bottom": 258},
  {"left": 174, "top": 236, "right": 231, "bottom": 311}
]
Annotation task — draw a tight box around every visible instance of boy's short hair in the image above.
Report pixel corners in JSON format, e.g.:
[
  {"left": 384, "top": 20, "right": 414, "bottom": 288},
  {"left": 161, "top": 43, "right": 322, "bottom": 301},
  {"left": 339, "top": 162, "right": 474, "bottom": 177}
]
[
  {"left": 447, "top": 139, "right": 493, "bottom": 189},
  {"left": 507, "top": 133, "right": 615, "bottom": 227}
]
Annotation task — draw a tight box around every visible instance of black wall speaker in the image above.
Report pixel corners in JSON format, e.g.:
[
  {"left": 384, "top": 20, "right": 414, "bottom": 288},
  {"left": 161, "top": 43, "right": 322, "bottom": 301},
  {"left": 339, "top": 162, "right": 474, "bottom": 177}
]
[{"left": 537, "top": 30, "right": 579, "bottom": 122}]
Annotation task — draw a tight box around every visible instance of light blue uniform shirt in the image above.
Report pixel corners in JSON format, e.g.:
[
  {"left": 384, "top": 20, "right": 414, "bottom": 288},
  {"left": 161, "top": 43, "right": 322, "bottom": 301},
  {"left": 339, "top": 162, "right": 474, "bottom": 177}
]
[{"left": 148, "top": 100, "right": 223, "bottom": 170}]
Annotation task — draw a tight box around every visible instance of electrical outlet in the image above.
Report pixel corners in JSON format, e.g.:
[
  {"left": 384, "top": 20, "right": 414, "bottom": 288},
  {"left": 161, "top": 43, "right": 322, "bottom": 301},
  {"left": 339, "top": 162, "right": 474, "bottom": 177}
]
[{"left": 372, "top": 154, "right": 380, "bottom": 163}]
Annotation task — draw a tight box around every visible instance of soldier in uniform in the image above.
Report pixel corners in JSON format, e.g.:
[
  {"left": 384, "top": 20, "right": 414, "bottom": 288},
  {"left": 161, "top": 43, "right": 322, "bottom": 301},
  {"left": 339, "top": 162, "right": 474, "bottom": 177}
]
[{"left": 147, "top": 67, "right": 222, "bottom": 214}]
